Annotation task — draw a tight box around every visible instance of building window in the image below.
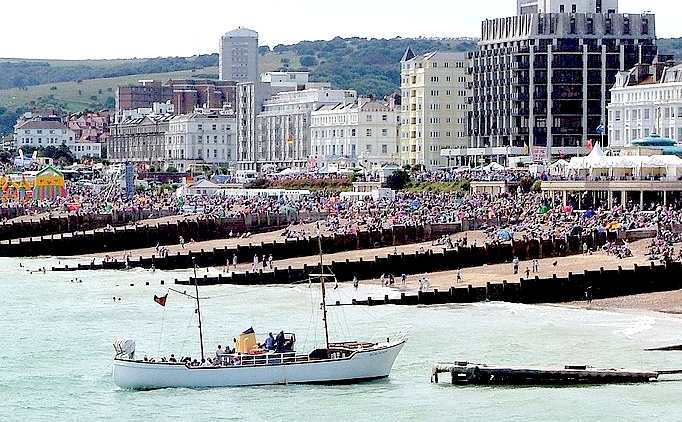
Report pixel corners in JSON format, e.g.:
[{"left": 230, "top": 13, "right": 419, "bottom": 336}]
[
  {"left": 366, "top": 129, "right": 372, "bottom": 137},
  {"left": 596, "top": 0, "right": 602, "bottom": 13}
]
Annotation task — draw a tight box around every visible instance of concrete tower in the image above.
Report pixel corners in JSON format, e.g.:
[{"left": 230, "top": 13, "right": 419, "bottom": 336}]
[{"left": 219, "top": 27, "right": 259, "bottom": 83}]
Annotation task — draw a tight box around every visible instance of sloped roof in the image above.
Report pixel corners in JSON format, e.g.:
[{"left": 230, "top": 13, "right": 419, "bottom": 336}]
[
  {"left": 224, "top": 27, "right": 258, "bottom": 38},
  {"left": 16, "top": 120, "right": 67, "bottom": 130},
  {"left": 401, "top": 47, "right": 415, "bottom": 62}
]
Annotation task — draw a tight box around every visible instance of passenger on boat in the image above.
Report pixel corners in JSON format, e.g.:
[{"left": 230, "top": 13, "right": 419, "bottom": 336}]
[
  {"left": 169, "top": 354, "right": 177, "bottom": 362},
  {"left": 264, "top": 333, "right": 276, "bottom": 351},
  {"left": 275, "top": 331, "right": 294, "bottom": 353},
  {"left": 216, "top": 345, "right": 224, "bottom": 358}
]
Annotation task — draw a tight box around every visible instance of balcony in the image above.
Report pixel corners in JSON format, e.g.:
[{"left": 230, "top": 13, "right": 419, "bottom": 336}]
[
  {"left": 511, "top": 76, "right": 530, "bottom": 85},
  {"left": 511, "top": 127, "right": 529, "bottom": 135},
  {"left": 512, "top": 108, "right": 530, "bottom": 116},
  {"left": 511, "top": 61, "right": 530, "bottom": 70},
  {"left": 511, "top": 92, "right": 530, "bottom": 101}
]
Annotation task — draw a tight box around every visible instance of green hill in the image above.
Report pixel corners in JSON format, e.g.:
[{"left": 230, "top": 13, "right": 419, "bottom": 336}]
[{"left": 3, "top": 35, "right": 680, "bottom": 136}]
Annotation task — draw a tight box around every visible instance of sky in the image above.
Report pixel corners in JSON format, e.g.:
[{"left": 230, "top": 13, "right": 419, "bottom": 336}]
[{"left": 0, "top": 0, "right": 678, "bottom": 60}]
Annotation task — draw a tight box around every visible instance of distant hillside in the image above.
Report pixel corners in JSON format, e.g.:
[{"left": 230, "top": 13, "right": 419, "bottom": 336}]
[
  {"left": 4, "top": 35, "right": 680, "bottom": 136},
  {"left": 658, "top": 38, "right": 682, "bottom": 59},
  {"left": 0, "top": 36, "right": 476, "bottom": 135}
]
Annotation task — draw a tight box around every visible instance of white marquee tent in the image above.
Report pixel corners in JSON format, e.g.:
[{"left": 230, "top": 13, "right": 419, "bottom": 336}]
[{"left": 567, "top": 145, "right": 682, "bottom": 181}]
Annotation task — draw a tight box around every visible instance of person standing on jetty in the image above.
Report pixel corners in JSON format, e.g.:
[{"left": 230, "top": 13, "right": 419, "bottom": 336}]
[
  {"left": 512, "top": 257, "right": 519, "bottom": 275},
  {"left": 179, "top": 236, "right": 185, "bottom": 249}
]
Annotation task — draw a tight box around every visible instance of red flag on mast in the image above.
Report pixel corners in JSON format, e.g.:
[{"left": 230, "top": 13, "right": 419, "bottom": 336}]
[{"left": 154, "top": 294, "right": 168, "bottom": 307}]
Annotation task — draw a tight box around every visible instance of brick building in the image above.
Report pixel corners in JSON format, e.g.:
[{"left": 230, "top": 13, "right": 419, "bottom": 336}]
[{"left": 116, "top": 80, "right": 237, "bottom": 115}]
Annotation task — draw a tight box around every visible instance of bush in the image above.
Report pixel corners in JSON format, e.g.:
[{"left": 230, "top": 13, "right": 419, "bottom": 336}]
[
  {"left": 531, "top": 180, "right": 542, "bottom": 193},
  {"left": 385, "top": 170, "right": 410, "bottom": 190},
  {"left": 300, "top": 55, "right": 317, "bottom": 66}
]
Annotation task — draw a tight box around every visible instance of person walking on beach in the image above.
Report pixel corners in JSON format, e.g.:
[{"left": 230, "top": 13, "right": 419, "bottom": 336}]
[
  {"left": 179, "top": 236, "right": 185, "bottom": 249},
  {"left": 525, "top": 267, "right": 530, "bottom": 278},
  {"left": 353, "top": 276, "right": 359, "bottom": 290},
  {"left": 512, "top": 257, "right": 519, "bottom": 275},
  {"left": 457, "top": 268, "right": 462, "bottom": 283},
  {"left": 232, "top": 253, "right": 238, "bottom": 268},
  {"left": 252, "top": 254, "right": 259, "bottom": 272},
  {"left": 268, "top": 254, "right": 273, "bottom": 270}
]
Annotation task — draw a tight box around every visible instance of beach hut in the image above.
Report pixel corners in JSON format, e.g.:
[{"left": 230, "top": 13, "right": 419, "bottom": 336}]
[{"left": 32, "top": 165, "right": 66, "bottom": 201}]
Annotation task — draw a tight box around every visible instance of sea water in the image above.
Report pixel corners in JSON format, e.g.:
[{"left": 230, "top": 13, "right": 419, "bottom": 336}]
[{"left": 2, "top": 257, "right": 682, "bottom": 422}]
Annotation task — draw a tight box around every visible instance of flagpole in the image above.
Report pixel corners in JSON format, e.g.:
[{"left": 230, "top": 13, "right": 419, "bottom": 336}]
[{"left": 192, "top": 257, "right": 205, "bottom": 361}]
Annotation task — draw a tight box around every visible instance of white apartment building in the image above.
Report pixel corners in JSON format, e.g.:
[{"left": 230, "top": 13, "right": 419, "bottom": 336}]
[
  {"left": 247, "top": 89, "right": 357, "bottom": 170},
  {"left": 609, "top": 62, "right": 682, "bottom": 147},
  {"left": 517, "top": 0, "right": 617, "bottom": 14},
  {"left": 219, "top": 27, "right": 259, "bottom": 83},
  {"left": 165, "top": 110, "right": 237, "bottom": 172},
  {"left": 236, "top": 72, "right": 332, "bottom": 170},
  {"left": 400, "top": 49, "right": 470, "bottom": 168},
  {"left": 310, "top": 99, "right": 399, "bottom": 168},
  {"left": 14, "top": 118, "right": 102, "bottom": 159}
]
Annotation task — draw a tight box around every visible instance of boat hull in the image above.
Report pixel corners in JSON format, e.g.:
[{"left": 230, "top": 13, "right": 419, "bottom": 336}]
[{"left": 113, "top": 340, "right": 405, "bottom": 389}]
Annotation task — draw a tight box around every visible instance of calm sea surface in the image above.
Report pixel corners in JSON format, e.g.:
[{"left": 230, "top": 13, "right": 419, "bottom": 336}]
[{"left": 2, "top": 256, "right": 682, "bottom": 421}]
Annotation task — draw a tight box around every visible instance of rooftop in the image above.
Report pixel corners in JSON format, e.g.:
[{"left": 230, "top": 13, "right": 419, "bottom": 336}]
[
  {"left": 16, "top": 120, "right": 68, "bottom": 131},
  {"left": 223, "top": 27, "right": 258, "bottom": 38}
]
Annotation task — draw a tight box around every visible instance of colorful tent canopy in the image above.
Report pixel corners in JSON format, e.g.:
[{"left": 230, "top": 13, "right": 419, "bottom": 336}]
[{"left": 32, "top": 165, "right": 66, "bottom": 201}]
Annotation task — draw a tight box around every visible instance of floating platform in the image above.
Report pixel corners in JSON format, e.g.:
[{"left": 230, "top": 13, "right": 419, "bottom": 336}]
[{"left": 431, "top": 362, "right": 660, "bottom": 385}]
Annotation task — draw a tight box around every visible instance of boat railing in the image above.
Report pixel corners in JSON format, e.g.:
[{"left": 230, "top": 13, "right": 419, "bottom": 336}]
[{"left": 218, "top": 352, "right": 310, "bottom": 367}]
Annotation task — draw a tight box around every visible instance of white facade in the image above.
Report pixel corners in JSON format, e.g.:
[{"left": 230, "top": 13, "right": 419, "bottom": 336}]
[
  {"left": 311, "top": 99, "right": 399, "bottom": 168},
  {"left": 69, "top": 140, "right": 102, "bottom": 159},
  {"left": 518, "top": 0, "right": 617, "bottom": 14},
  {"left": 247, "top": 89, "right": 357, "bottom": 170},
  {"left": 219, "top": 27, "right": 259, "bottom": 83},
  {"left": 165, "top": 111, "right": 237, "bottom": 171},
  {"left": 15, "top": 122, "right": 74, "bottom": 149},
  {"left": 400, "top": 51, "right": 470, "bottom": 169},
  {"left": 14, "top": 119, "right": 102, "bottom": 159},
  {"left": 608, "top": 64, "right": 682, "bottom": 147}
]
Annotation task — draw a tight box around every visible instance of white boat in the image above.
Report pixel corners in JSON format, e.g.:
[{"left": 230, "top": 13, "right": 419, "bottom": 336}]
[
  {"left": 113, "top": 339, "right": 405, "bottom": 389},
  {"left": 113, "top": 231, "right": 407, "bottom": 390}
]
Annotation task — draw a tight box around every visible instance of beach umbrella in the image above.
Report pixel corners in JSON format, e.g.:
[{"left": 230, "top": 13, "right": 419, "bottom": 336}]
[{"left": 497, "top": 229, "right": 512, "bottom": 241}]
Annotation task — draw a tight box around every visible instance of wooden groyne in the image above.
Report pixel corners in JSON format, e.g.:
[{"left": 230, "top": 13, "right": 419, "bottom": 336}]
[
  {"left": 341, "top": 261, "right": 682, "bottom": 307},
  {"left": 431, "top": 362, "right": 660, "bottom": 385},
  {"left": 2, "top": 211, "right": 326, "bottom": 257},
  {"left": 52, "top": 225, "right": 441, "bottom": 272},
  {"left": 0, "top": 209, "right": 177, "bottom": 241},
  {"left": 166, "top": 231, "right": 615, "bottom": 287}
]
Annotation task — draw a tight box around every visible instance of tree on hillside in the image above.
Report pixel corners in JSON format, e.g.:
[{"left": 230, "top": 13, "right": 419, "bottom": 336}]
[
  {"left": 385, "top": 170, "right": 410, "bottom": 191},
  {"left": 300, "top": 55, "right": 317, "bottom": 67}
]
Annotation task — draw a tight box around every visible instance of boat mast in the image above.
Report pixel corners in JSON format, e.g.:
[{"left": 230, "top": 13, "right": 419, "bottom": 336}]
[
  {"left": 192, "top": 257, "right": 205, "bottom": 361},
  {"left": 317, "top": 225, "right": 330, "bottom": 349}
]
